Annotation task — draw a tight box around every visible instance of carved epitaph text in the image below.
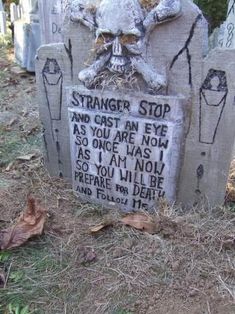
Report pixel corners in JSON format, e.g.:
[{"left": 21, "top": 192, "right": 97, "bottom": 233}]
[{"left": 68, "top": 86, "right": 186, "bottom": 211}]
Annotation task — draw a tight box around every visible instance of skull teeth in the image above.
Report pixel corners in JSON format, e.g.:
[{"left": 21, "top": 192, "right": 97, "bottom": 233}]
[{"left": 108, "top": 56, "right": 128, "bottom": 74}]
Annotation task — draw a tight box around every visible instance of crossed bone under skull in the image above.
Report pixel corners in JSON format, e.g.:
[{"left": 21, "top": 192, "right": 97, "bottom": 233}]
[{"left": 70, "top": 0, "right": 181, "bottom": 91}]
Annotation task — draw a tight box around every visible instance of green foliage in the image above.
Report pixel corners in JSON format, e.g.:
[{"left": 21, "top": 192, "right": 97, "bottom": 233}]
[
  {"left": 194, "top": 0, "right": 227, "bottom": 30},
  {"left": 0, "top": 251, "right": 11, "bottom": 262},
  {"left": 8, "top": 304, "right": 31, "bottom": 314}
]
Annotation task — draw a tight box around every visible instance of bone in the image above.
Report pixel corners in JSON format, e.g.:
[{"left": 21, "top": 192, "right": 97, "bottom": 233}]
[
  {"left": 131, "top": 56, "right": 166, "bottom": 91},
  {"left": 143, "top": 0, "right": 182, "bottom": 31},
  {"left": 70, "top": 2, "right": 96, "bottom": 30},
  {"left": 78, "top": 53, "right": 111, "bottom": 87}
]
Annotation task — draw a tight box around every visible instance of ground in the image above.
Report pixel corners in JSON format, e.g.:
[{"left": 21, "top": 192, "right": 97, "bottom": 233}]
[{"left": 0, "top": 43, "right": 235, "bottom": 314}]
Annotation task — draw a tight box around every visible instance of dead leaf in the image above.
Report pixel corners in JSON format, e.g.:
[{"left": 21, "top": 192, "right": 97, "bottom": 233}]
[
  {"left": 121, "top": 213, "right": 178, "bottom": 237},
  {"left": 0, "top": 196, "right": 47, "bottom": 251},
  {"left": 121, "top": 213, "right": 156, "bottom": 234},
  {"left": 90, "top": 221, "right": 113, "bottom": 233},
  {"left": 5, "top": 161, "right": 15, "bottom": 172},
  {"left": 16, "top": 153, "right": 36, "bottom": 161},
  {"left": 0, "top": 273, "right": 5, "bottom": 288}
]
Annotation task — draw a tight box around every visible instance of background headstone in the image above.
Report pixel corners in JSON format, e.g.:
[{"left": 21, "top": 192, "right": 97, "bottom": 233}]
[
  {"left": 14, "top": 0, "right": 41, "bottom": 72},
  {"left": 222, "top": 0, "right": 235, "bottom": 48},
  {"left": 38, "top": 0, "right": 64, "bottom": 44},
  {"left": 36, "top": 0, "right": 235, "bottom": 209},
  {"left": 0, "top": 11, "right": 6, "bottom": 35},
  {"left": 209, "top": 23, "right": 225, "bottom": 50},
  {"left": 0, "top": 0, "right": 6, "bottom": 35},
  {"left": 10, "top": 3, "right": 21, "bottom": 23}
]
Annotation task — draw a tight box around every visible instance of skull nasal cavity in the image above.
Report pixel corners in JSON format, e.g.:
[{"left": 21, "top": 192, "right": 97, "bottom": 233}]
[{"left": 113, "top": 37, "right": 122, "bottom": 56}]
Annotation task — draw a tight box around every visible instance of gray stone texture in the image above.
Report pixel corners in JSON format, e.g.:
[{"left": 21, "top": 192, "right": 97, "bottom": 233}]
[
  {"left": 68, "top": 87, "right": 187, "bottom": 210},
  {"left": 10, "top": 3, "right": 21, "bottom": 23},
  {"left": 14, "top": 0, "right": 41, "bottom": 72},
  {"left": 36, "top": 0, "right": 235, "bottom": 209},
  {"left": 222, "top": 0, "right": 235, "bottom": 48},
  {"left": 0, "top": 11, "right": 6, "bottom": 35},
  {"left": 38, "top": 0, "right": 64, "bottom": 44},
  {"left": 14, "top": 20, "right": 41, "bottom": 72}
]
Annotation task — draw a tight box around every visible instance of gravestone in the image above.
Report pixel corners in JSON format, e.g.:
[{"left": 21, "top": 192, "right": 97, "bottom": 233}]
[
  {"left": 209, "top": 23, "right": 225, "bottom": 50},
  {"left": 38, "top": 0, "right": 64, "bottom": 44},
  {"left": 0, "top": 11, "right": 6, "bottom": 35},
  {"left": 36, "top": 0, "right": 235, "bottom": 210},
  {"left": 222, "top": 0, "right": 235, "bottom": 48},
  {"left": 14, "top": 0, "right": 41, "bottom": 72},
  {"left": 68, "top": 87, "right": 187, "bottom": 210},
  {"left": 10, "top": 3, "right": 21, "bottom": 23},
  {"left": 0, "top": 0, "right": 6, "bottom": 35}
]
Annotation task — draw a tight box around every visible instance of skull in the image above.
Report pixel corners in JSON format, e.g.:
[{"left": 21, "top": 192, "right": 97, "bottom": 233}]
[
  {"left": 95, "top": 0, "right": 145, "bottom": 74},
  {"left": 70, "top": 0, "right": 182, "bottom": 91}
]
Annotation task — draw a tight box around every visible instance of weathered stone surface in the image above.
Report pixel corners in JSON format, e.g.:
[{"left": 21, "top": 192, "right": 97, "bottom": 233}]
[
  {"left": 36, "top": 0, "right": 235, "bottom": 209},
  {"left": 209, "top": 23, "right": 225, "bottom": 50},
  {"left": 10, "top": 3, "right": 21, "bottom": 22},
  {"left": 14, "top": 0, "right": 41, "bottom": 72},
  {"left": 20, "top": 0, "right": 38, "bottom": 15},
  {"left": 68, "top": 87, "right": 187, "bottom": 210},
  {"left": 0, "top": 11, "right": 6, "bottom": 35},
  {"left": 36, "top": 44, "right": 72, "bottom": 177},
  {"left": 178, "top": 48, "right": 235, "bottom": 207},
  {"left": 39, "top": 0, "right": 64, "bottom": 44},
  {"left": 0, "top": 3, "right": 6, "bottom": 35},
  {"left": 222, "top": 0, "right": 235, "bottom": 48},
  {"left": 14, "top": 20, "right": 41, "bottom": 72}
]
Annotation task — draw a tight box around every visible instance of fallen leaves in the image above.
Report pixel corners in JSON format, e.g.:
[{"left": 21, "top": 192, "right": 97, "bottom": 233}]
[
  {"left": 90, "top": 220, "right": 114, "bottom": 233},
  {"left": 90, "top": 212, "right": 178, "bottom": 237},
  {"left": 0, "top": 196, "right": 47, "bottom": 251},
  {"left": 121, "top": 213, "right": 156, "bottom": 234},
  {"left": 16, "top": 153, "right": 37, "bottom": 162}
]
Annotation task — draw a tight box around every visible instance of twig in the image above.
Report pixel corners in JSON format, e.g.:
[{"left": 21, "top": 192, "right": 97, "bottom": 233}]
[{"left": 4, "top": 262, "right": 12, "bottom": 289}]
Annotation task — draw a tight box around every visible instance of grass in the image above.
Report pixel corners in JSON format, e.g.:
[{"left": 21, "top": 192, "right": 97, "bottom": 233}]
[
  {"left": 0, "top": 127, "right": 41, "bottom": 167},
  {"left": 0, "top": 189, "right": 234, "bottom": 313},
  {"left": 0, "top": 237, "right": 71, "bottom": 313},
  {"left": 0, "top": 32, "right": 12, "bottom": 49}
]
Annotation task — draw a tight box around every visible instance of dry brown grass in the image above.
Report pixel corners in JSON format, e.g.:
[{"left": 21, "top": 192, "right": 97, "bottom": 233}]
[{"left": 0, "top": 157, "right": 235, "bottom": 313}]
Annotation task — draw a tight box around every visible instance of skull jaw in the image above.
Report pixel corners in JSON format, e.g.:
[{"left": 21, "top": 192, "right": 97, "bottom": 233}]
[{"left": 107, "top": 56, "right": 131, "bottom": 74}]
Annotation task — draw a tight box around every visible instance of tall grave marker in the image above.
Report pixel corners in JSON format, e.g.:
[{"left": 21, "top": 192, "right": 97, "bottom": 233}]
[
  {"left": 0, "top": 0, "right": 6, "bottom": 35},
  {"left": 222, "top": 0, "right": 235, "bottom": 48},
  {"left": 38, "top": 0, "right": 64, "bottom": 44},
  {"left": 14, "top": 0, "right": 41, "bottom": 72},
  {"left": 36, "top": 0, "right": 235, "bottom": 210}
]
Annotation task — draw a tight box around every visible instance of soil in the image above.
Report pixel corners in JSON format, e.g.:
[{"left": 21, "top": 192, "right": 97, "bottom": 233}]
[{"left": 0, "top": 46, "right": 235, "bottom": 314}]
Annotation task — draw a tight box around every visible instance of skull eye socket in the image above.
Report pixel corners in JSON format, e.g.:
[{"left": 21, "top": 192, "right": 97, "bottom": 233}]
[
  {"left": 120, "top": 34, "right": 139, "bottom": 45},
  {"left": 96, "top": 33, "right": 114, "bottom": 46}
]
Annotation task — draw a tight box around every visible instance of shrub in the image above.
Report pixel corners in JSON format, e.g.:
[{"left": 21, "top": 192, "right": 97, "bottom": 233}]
[{"left": 194, "top": 0, "right": 227, "bottom": 30}]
